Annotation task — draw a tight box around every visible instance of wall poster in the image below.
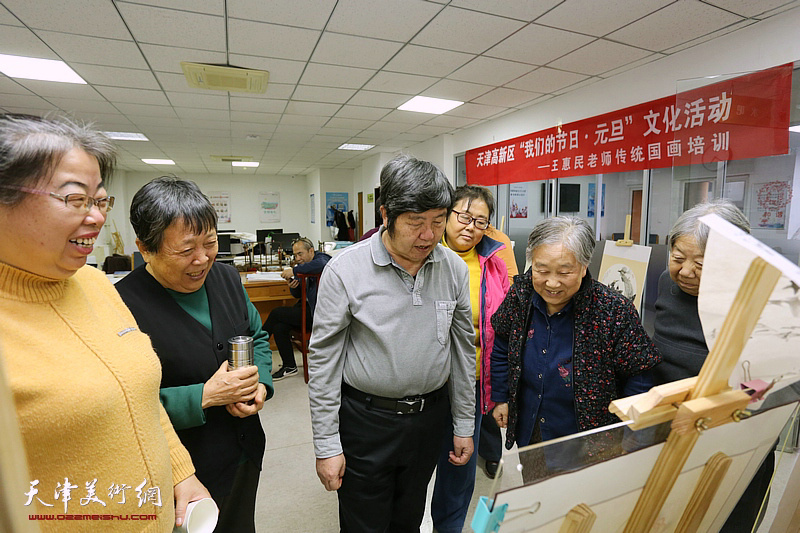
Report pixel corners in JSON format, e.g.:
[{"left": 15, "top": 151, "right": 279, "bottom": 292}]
[
  {"left": 510, "top": 184, "right": 528, "bottom": 218},
  {"left": 753, "top": 179, "right": 792, "bottom": 229},
  {"left": 310, "top": 194, "right": 315, "bottom": 224},
  {"left": 587, "top": 183, "right": 605, "bottom": 218},
  {"left": 208, "top": 191, "right": 230, "bottom": 223},
  {"left": 326, "top": 192, "right": 349, "bottom": 227},
  {"left": 259, "top": 192, "right": 280, "bottom": 223}
]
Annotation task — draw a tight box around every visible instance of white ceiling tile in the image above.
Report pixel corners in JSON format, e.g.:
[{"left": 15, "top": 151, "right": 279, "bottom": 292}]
[
  {"left": 0, "top": 93, "right": 55, "bottom": 108},
  {"left": 70, "top": 64, "right": 160, "bottom": 90},
  {"left": 0, "top": 5, "right": 23, "bottom": 25},
  {"left": 2, "top": 0, "right": 130, "bottom": 38},
  {"left": 536, "top": 0, "right": 674, "bottom": 37},
  {"left": 422, "top": 78, "right": 492, "bottom": 101},
  {"left": 486, "top": 24, "right": 595, "bottom": 65},
  {"left": 46, "top": 97, "right": 120, "bottom": 114},
  {"left": 299, "top": 63, "right": 376, "bottom": 89},
  {"left": 606, "top": 0, "right": 743, "bottom": 52},
  {"left": 0, "top": 25, "right": 60, "bottom": 58},
  {"left": 449, "top": 0, "right": 561, "bottom": 21},
  {"left": 228, "top": 0, "right": 336, "bottom": 29},
  {"left": 119, "top": 0, "right": 224, "bottom": 16},
  {"left": 392, "top": 132, "right": 432, "bottom": 142},
  {"left": 140, "top": 44, "right": 227, "bottom": 74},
  {"left": 229, "top": 120, "right": 279, "bottom": 132},
  {"left": 350, "top": 130, "right": 396, "bottom": 141},
  {"left": 167, "top": 92, "right": 230, "bottom": 109},
  {"left": 381, "top": 110, "right": 435, "bottom": 124},
  {"left": 364, "top": 121, "right": 414, "bottom": 132},
  {"left": 325, "top": 117, "right": 374, "bottom": 130},
  {"left": 327, "top": 0, "right": 442, "bottom": 41},
  {"left": 230, "top": 97, "right": 287, "bottom": 114},
  {"left": 408, "top": 124, "right": 452, "bottom": 135},
  {"left": 335, "top": 105, "right": 392, "bottom": 120},
  {"left": 423, "top": 114, "right": 479, "bottom": 128},
  {"left": 292, "top": 86, "right": 357, "bottom": 104},
  {"left": 446, "top": 102, "right": 507, "bottom": 119},
  {"left": 0, "top": 76, "right": 33, "bottom": 95},
  {"left": 448, "top": 56, "right": 535, "bottom": 85},
  {"left": 279, "top": 114, "right": 328, "bottom": 127},
  {"left": 548, "top": 39, "right": 653, "bottom": 76},
  {"left": 117, "top": 2, "right": 225, "bottom": 50},
  {"left": 33, "top": 30, "right": 148, "bottom": 68},
  {"left": 286, "top": 101, "right": 342, "bottom": 116},
  {"left": 228, "top": 19, "right": 320, "bottom": 61},
  {"left": 96, "top": 86, "right": 171, "bottom": 106},
  {"left": 504, "top": 66, "right": 588, "bottom": 93},
  {"left": 362, "top": 72, "right": 438, "bottom": 95},
  {"left": 703, "top": 0, "right": 794, "bottom": 17},
  {"left": 551, "top": 75, "right": 601, "bottom": 95},
  {"left": 311, "top": 33, "right": 404, "bottom": 70},
  {"left": 13, "top": 79, "right": 105, "bottom": 99},
  {"left": 599, "top": 52, "right": 663, "bottom": 78},
  {"left": 227, "top": 54, "right": 306, "bottom": 85},
  {"left": 384, "top": 45, "right": 474, "bottom": 77},
  {"left": 347, "top": 90, "right": 410, "bottom": 108},
  {"left": 755, "top": 0, "right": 800, "bottom": 18},
  {"left": 471, "top": 87, "right": 541, "bottom": 107},
  {"left": 412, "top": 6, "right": 526, "bottom": 53},
  {"left": 660, "top": 19, "right": 753, "bottom": 55},
  {"left": 174, "top": 107, "right": 229, "bottom": 120},
  {"left": 318, "top": 126, "right": 364, "bottom": 136},
  {"left": 153, "top": 72, "right": 206, "bottom": 93},
  {"left": 118, "top": 104, "right": 178, "bottom": 119}
]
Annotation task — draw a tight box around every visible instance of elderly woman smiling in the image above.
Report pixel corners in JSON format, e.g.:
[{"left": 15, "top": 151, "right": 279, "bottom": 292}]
[
  {"left": 115, "top": 176, "right": 273, "bottom": 533},
  {"left": 0, "top": 115, "right": 209, "bottom": 531},
  {"left": 490, "top": 216, "right": 660, "bottom": 459}
]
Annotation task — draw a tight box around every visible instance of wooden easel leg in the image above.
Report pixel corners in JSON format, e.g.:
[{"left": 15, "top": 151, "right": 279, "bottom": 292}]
[
  {"left": 559, "top": 503, "right": 596, "bottom": 533},
  {"left": 675, "top": 452, "right": 732, "bottom": 533}
]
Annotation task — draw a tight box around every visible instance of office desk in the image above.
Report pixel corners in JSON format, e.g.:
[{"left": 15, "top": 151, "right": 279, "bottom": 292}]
[{"left": 240, "top": 273, "right": 297, "bottom": 327}]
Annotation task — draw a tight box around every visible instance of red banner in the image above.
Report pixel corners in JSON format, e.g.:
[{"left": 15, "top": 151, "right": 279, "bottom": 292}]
[{"left": 466, "top": 64, "right": 793, "bottom": 186}]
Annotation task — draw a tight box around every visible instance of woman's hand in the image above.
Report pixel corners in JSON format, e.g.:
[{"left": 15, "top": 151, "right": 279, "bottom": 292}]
[
  {"left": 173, "top": 474, "right": 211, "bottom": 528},
  {"left": 201, "top": 361, "right": 259, "bottom": 409},
  {"left": 226, "top": 383, "right": 267, "bottom": 418},
  {"left": 492, "top": 402, "right": 509, "bottom": 428}
]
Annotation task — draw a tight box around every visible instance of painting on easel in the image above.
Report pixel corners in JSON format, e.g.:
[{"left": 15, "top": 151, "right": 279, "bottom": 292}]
[{"left": 473, "top": 215, "right": 800, "bottom": 533}]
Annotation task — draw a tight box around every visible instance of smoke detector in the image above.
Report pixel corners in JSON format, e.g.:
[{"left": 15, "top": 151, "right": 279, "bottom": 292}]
[{"left": 181, "top": 62, "right": 269, "bottom": 94}]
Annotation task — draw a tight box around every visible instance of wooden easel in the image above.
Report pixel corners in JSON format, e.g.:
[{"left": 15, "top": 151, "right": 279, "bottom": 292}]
[{"left": 603, "top": 257, "right": 781, "bottom": 532}]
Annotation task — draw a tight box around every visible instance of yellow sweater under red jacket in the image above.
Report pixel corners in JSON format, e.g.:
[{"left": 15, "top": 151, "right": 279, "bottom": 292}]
[{"left": 0, "top": 262, "right": 195, "bottom": 532}]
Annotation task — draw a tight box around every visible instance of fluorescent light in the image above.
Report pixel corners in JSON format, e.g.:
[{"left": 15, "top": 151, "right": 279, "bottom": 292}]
[
  {"left": 103, "top": 131, "right": 149, "bottom": 141},
  {"left": 338, "top": 143, "right": 374, "bottom": 151},
  {"left": 790, "top": 125, "right": 800, "bottom": 133},
  {"left": 398, "top": 95, "right": 463, "bottom": 114},
  {"left": 0, "top": 53, "right": 86, "bottom": 84},
  {"left": 141, "top": 158, "right": 175, "bottom": 165},
  {"left": 232, "top": 161, "right": 259, "bottom": 167}
]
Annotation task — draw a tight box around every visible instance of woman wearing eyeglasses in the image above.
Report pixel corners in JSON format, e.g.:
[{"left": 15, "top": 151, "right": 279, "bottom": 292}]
[
  {"left": 431, "top": 185, "right": 510, "bottom": 533},
  {"left": 0, "top": 114, "right": 209, "bottom": 531}
]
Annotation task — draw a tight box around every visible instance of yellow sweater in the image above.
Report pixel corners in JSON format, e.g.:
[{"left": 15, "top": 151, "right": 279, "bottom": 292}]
[{"left": 0, "top": 262, "right": 194, "bottom": 532}]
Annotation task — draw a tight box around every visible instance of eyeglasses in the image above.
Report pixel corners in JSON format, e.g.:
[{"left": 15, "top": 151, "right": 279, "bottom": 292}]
[
  {"left": 0, "top": 185, "right": 114, "bottom": 213},
  {"left": 451, "top": 210, "right": 489, "bottom": 230}
]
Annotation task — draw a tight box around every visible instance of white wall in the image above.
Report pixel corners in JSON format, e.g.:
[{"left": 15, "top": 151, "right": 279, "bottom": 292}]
[{"left": 114, "top": 172, "right": 310, "bottom": 253}]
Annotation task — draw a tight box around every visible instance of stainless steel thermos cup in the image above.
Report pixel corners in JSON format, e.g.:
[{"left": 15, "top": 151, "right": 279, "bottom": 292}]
[{"left": 228, "top": 336, "right": 254, "bottom": 369}]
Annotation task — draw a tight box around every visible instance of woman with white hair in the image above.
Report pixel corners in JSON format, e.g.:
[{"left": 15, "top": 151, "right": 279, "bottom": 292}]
[{"left": 490, "top": 216, "right": 660, "bottom": 461}]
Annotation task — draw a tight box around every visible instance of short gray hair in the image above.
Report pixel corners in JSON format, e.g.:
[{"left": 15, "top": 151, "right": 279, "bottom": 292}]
[
  {"left": 130, "top": 176, "right": 217, "bottom": 253},
  {"left": 668, "top": 199, "right": 750, "bottom": 254},
  {"left": 0, "top": 114, "right": 117, "bottom": 207},
  {"left": 380, "top": 154, "right": 453, "bottom": 235},
  {"left": 527, "top": 216, "right": 595, "bottom": 267}
]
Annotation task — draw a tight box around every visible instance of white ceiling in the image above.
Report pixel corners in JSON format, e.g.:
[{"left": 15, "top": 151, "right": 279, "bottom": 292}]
[{"left": 1, "top": 0, "right": 798, "bottom": 176}]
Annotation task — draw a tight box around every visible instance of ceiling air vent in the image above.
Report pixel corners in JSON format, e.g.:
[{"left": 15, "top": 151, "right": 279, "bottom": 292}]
[{"left": 181, "top": 62, "right": 268, "bottom": 94}]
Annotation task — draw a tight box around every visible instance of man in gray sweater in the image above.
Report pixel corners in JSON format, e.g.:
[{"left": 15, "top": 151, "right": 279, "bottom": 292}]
[{"left": 308, "top": 155, "right": 476, "bottom": 532}]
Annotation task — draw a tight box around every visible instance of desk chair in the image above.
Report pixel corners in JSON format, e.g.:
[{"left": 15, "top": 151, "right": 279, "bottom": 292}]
[{"left": 292, "top": 272, "right": 321, "bottom": 383}]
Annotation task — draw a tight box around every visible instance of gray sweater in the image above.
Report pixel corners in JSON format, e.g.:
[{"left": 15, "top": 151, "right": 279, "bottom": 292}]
[
  {"left": 307, "top": 230, "right": 476, "bottom": 458},
  {"left": 652, "top": 270, "right": 708, "bottom": 384}
]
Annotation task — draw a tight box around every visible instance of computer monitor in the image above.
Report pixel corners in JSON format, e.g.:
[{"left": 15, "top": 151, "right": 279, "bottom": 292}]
[
  {"left": 217, "top": 233, "right": 232, "bottom": 254},
  {"left": 271, "top": 232, "right": 301, "bottom": 254},
  {"left": 256, "top": 228, "right": 283, "bottom": 243}
]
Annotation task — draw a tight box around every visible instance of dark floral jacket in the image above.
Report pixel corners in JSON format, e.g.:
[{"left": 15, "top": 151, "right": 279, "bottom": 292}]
[{"left": 491, "top": 270, "right": 661, "bottom": 448}]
